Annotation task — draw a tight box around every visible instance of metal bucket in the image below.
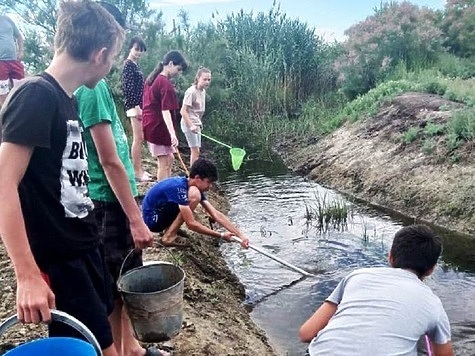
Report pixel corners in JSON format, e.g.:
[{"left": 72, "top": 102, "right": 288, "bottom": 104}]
[
  {"left": 117, "top": 261, "right": 185, "bottom": 342},
  {"left": 0, "top": 310, "right": 102, "bottom": 355}
]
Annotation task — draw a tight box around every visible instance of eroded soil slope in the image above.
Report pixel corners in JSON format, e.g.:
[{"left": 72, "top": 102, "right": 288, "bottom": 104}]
[
  {"left": 277, "top": 92, "right": 475, "bottom": 236},
  {"left": 0, "top": 157, "right": 276, "bottom": 356}
]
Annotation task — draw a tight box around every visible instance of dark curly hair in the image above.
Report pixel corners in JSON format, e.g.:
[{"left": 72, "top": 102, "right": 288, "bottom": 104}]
[
  {"left": 189, "top": 158, "right": 218, "bottom": 182},
  {"left": 390, "top": 225, "right": 442, "bottom": 278}
]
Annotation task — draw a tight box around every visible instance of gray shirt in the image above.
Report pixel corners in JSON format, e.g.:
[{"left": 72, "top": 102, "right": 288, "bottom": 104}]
[
  {"left": 0, "top": 15, "right": 20, "bottom": 61},
  {"left": 308, "top": 267, "right": 451, "bottom": 356},
  {"left": 181, "top": 85, "right": 206, "bottom": 126}
]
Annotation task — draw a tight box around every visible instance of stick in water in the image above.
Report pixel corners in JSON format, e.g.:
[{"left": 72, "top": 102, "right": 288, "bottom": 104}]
[{"left": 231, "top": 236, "right": 315, "bottom": 277}]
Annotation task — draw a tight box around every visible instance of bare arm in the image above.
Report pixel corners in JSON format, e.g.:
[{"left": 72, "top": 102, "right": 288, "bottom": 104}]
[
  {"left": 201, "top": 200, "right": 249, "bottom": 248},
  {"left": 162, "top": 110, "right": 178, "bottom": 147},
  {"left": 431, "top": 341, "right": 454, "bottom": 356},
  {"left": 15, "top": 32, "right": 24, "bottom": 61},
  {"left": 180, "top": 104, "right": 197, "bottom": 132},
  {"left": 299, "top": 301, "right": 338, "bottom": 342},
  {"left": 89, "top": 123, "right": 153, "bottom": 249},
  {"left": 0, "top": 143, "right": 55, "bottom": 323},
  {"left": 178, "top": 204, "right": 223, "bottom": 239}
]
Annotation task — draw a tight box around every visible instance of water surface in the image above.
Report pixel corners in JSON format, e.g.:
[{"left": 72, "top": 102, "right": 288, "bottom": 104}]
[{"left": 219, "top": 157, "right": 475, "bottom": 355}]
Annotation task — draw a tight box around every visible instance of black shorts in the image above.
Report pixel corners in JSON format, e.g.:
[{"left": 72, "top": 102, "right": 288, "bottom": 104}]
[
  {"left": 93, "top": 200, "right": 143, "bottom": 298},
  {"left": 42, "top": 246, "right": 114, "bottom": 350},
  {"left": 147, "top": 202, "right": 180, "bottom": 233}
]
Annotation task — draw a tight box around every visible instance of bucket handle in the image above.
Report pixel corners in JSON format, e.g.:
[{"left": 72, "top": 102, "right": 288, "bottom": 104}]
[
  {"left": 119, "top": 248, "right": 182, "bottom": 283},
  {"left": 0, "top": 309, "right": 102, "bottom": 356},
  {"left": 118, "top": 249, "right": 138, "bottom": 283}
]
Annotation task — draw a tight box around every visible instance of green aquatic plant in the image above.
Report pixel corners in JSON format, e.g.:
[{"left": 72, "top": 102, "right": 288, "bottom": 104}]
[
  {"left": 304, "top": 191, "right": 350, "bottom": 233},
  {"left": 359, "top": 216, "right": 370, "bottom": 243}
]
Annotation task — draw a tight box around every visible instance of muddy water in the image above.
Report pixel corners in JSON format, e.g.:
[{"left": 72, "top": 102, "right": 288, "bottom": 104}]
[{"left": 219, "top": 157, "right": 475, "bottom": 356}]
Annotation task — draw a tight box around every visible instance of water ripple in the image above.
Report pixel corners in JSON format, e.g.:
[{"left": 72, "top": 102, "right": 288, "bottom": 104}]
[{"left": 221, "top": 171, "right": 475, "bottom": 355}]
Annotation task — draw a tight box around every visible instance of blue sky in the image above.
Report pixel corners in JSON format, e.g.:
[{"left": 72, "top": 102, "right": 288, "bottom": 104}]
[{"left": 149, "top": 0, "right": 446, "bottom": 41}]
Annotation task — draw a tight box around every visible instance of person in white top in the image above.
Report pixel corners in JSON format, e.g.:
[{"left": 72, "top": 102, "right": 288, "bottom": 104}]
[
  {"left": 0, "top": 14, "right": 24, "bottom": 107},
  {"left": 180, "top": 67, "right": 211, "bottom": 167},
  {"left": 299, "top": 224, "right": 454, "bottom": 356}
]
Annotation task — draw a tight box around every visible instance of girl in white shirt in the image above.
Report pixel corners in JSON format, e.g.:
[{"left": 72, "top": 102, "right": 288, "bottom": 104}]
[{"left": 180, "top": 67, "right": 212, "bottom": 166}]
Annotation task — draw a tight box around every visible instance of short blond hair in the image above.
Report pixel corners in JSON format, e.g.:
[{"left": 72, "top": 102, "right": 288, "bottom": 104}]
[{"left": 55, "top": 0, "right": 125, "bottom": 61}]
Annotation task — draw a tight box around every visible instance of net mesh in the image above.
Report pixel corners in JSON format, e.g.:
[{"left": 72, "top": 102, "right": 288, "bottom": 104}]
[{"left": 230, "top": 148, "right": 246, "bottom": 171}]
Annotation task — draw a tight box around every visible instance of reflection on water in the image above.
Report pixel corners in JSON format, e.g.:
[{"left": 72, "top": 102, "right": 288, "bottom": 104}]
[{"left": 219, "top": 158, "right": 475, "bottom": 356}]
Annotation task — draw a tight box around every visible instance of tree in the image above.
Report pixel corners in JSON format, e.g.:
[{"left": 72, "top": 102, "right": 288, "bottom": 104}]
[
  {"left": 3, "top": 0, "right": 154, "bottom": 71},
  {"left": 336, "top": 1, "right": 443, "bottom": 99},
  {"left": 442, "top": 0, "right": 475, "bottom": 57}
]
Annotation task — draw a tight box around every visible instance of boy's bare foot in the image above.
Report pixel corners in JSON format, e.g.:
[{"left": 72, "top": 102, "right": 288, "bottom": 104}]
[
  {"left": 144, "top": 346, "right": 172, "bottom": 356},
  {"left": 160, "top": 236, "right": 191, "bottom": 249}
]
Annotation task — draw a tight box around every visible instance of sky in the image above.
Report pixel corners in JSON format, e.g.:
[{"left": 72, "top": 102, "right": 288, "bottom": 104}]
[{"left": 149, "top": 0, "right": 446, "bottom": 41}]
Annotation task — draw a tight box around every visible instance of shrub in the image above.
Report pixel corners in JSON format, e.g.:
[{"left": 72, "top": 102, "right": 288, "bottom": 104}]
[
  {"left": 337, "top": 1, "right": 443, "bottom": 99},
  {"left": 421, "top": 138, "right": 436, "bottom": 155},
  {"left": 447, "top": 109, "right": 475, "bottom": 141},
  {"left": 403, "top": 127, "right": 420, "bottom": 143},
  {"left": 424, "top": 121, "right": 446, "bottom": 136},
  {"left": 436, "top": 53, "right": 475, "bottom": 79},
  {"left": 421, "top": 81, "right": 448, "bottom": 95}
]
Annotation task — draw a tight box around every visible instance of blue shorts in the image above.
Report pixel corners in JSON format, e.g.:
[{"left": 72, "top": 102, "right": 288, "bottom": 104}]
[
  {"left": 43, "top": 246, "right": 114, "bottom": 350},
  {"left": 180, "top": 120, "right": 202, "bottom": 148},
  {"left": 146, "top": 202, "right": 180, "bottom": 233}
]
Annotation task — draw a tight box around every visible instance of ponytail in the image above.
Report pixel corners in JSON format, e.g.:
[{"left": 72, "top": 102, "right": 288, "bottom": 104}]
[
  {"left": 146, "top": 63, "right": 164, "bottom": 85},
  {"left": 146, "top": 50, "right": 188, "bottom": 86}
]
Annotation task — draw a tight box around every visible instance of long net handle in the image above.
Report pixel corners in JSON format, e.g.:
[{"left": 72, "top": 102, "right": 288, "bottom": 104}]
[
  {"left": 230, "top": 236, "right": 315, "bottom": 277},
  {"left": 201, "top": 133, "right": 233, "bottom": 149},
  {"left": 0, "top": 310, "right": 102, "bottom": 355}
]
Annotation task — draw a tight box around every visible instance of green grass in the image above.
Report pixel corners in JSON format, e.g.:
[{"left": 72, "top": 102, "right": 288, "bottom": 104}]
[
  {"left": 423, "top": 121, "right": 445, "bottom": 137},
  {"left": 403, "top": 127, "right": 420, "bottom": 144},
  {"left": 421, "top": 138, "right": 436, "bottom": 155},
  {"left": 274, "top": 66, "right": 475, "bottom": 156},
  {"left": 447, "top": 109, "right": 475, "bottom": 142}
]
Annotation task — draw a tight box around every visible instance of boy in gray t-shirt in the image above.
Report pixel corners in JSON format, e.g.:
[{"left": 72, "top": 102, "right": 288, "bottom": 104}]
[{"left": 300, "top": 225, "right": 453, "bottom": 356}]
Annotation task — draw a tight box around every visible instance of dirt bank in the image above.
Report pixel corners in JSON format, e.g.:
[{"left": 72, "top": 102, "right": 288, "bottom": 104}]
[
  {"left": 0, "top": 156, "right": 276, "bottom": 355},
  {"left": 276, "top": 92, "right": 475, "bottom": 236}
]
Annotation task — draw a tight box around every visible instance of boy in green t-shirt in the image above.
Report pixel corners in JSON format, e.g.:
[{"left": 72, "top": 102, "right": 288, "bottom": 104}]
[
  {"left": 74, "top": 5, "right": 167, "bottom": 356},
  {"left": 76, "top": 78, "right": 171, "bottom": 355}
]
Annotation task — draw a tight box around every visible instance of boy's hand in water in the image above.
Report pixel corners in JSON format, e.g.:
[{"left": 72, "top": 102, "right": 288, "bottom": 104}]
[
  {"left": 221, "top": 232, "right": 249, "bottom": 248},
  {"left": 229, "top": 234, "right": 249, "bottom": 248},
  {"left": 239, "top": 235, "right": 250, "bottom": 248}
]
